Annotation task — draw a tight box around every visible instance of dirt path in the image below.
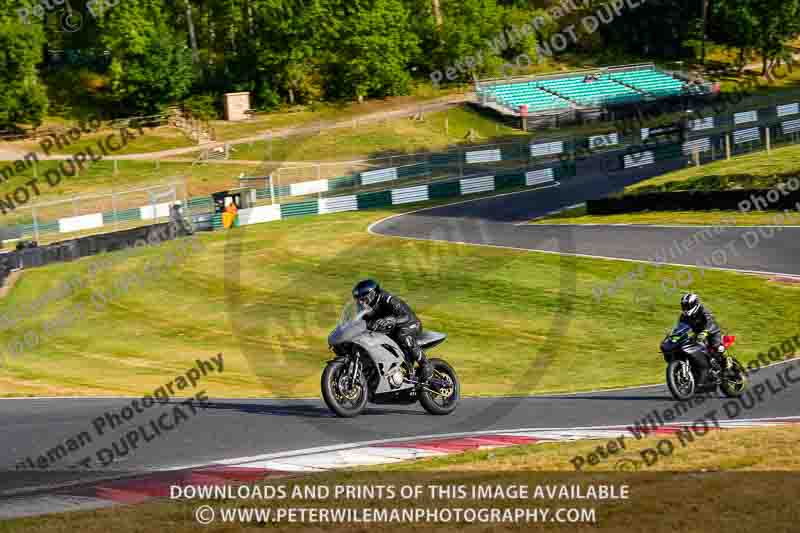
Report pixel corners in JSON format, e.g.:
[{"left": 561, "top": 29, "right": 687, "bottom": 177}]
[{"left": 0, "top": 94, "right": 472, "bottom": 163}]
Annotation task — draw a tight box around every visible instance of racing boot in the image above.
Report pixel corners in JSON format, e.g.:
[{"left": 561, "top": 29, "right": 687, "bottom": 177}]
[
  {"left": 415, "top": 351, "right": 434, "bottom": 382},
  {"left": 399, "top": 330, "right": 433, "bottom": 382},
  {"left": 708, "top": 358, "right": 721, "bottom": 382}
]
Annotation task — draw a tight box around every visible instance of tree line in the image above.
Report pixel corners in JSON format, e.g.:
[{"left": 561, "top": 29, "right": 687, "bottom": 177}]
[{"left": 0, "top": 0, "right": 798, "bottom": 128}]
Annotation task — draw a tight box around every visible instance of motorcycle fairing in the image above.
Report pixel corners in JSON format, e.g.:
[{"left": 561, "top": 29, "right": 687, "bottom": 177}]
[{"left": 350, "top": 331, "right": 415, "bottom": 394}]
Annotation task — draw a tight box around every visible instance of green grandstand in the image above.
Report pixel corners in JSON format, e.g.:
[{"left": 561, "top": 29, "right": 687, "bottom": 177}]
[{"left": 477, "top": 64, "right": 706, "bottom": 115}]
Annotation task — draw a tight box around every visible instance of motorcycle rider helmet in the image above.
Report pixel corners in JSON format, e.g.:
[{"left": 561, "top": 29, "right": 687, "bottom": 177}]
[
  {"left": 681, "top": 293, "right": 701, "bottom": 318},
  {"left": 352, "top": 279, "right": 380, "bottom": 308}
]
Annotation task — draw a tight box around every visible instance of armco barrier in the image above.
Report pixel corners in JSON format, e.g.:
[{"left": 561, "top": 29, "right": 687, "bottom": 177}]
[
  {"left": 220, "top": 167, "right": 562, "bottom": 231},
  {"left": 318, "top": 195, "right": 358, "bottom": 214},
  {"left": 360, "top": 167, "right": 398, "bottom": 186},
  {"left": 238, "top": 204, "right": 281, "bottom": 225},
  {"left": 356, "top": 190, "right": 393, "bottom": 210},
  {"left": 734, "top": 127, "right": 760, "bottom": 144},
  {"left": 211, "top": 213, "right": 223, "bottom": 230},
  {"left": 460, "top": 175, "right": 496, "bottom": 195},
  {"left": 784, "top": 118, "right": 800, "bottom": 135},
  {"left": 587, "top": 188, "right": 800, "bottom": 215},
  {"left": 530, "top": 141, "right": 565, "bottom": 157},
  {"left": 397, "top": 162, "right": 430, "bottom": 180},
  {"left": 391, "top": 185, "right": 429, "bottom": 205},
  {"left": 466, "top": 148, "right": 502, "bottom": 164},
  {"left": 329, "top": 175, "right": 358, "bottom": 191},
  {"left": 778, "top": 103, "right": 800, "bottom": 117},
  {"left": 496, "top": 173, "right": 526, "bottom": 189},
  {"left": 3, "top": 97, "right": 797, "bottom": 241},
  {"left": 428, "top": 180, "right": 460, "bottom": 199},
  {"left": 525, "top": 168, "right": 555, "bottom": 186},
  {"left": 280, "top": 200, "right": 318, "bottom": 218}
]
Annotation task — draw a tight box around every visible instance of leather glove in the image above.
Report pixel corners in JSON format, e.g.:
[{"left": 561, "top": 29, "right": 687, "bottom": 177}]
[{"left": 374, "top": 317, "right": 396, "bottom": 332}]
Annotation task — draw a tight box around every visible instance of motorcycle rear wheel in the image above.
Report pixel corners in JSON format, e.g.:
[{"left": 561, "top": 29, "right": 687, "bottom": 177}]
[
  {"left": 666, "top": 359, "right": 696, "bottom": 401},
  {"left": 419, "top": 358, "right": 460, "bottom": 415},
  {"left": 321, "top": 360, "right": 368, "bottom": 418}
]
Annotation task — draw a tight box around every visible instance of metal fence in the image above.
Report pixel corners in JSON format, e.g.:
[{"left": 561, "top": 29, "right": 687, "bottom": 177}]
[
  {"left": 243, "top": 138, "right": 560, "bottom": 206},
  {"left": 614, "top": 103, "right": 800, "bottom": 172},
  {"left": 0, "top": 181, "right": 190, "bottom": 245},
  {"left": 236, "top": 95, "right": 800, "bottom": 207},
  {"left": 4, "top": 94, "right": 798, "bottom": 245}
]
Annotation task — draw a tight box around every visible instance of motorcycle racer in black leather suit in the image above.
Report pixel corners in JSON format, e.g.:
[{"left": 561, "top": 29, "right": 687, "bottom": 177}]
[
  {"left": 680, "top": 293, "right": 731, "bottom": 383},
  {"left": 352, "top": 279, "right": 434, "bottom": 381}
]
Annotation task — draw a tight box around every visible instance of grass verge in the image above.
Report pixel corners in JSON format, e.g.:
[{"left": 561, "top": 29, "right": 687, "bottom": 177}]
[
  {"left": 1, "top": 197, "right": 799, "bottom": 398},
  {"left": 530, "top": 143, "right": 800, "bottom": 226},
  {"left": 377, "top": 425, "right": 800, "bottom": 473},
  {"left": 625, "top": 143, "right": 800, "bottom": 194},
  {"left": 201, "top": 106, "right": 528, "bottom": 163},
  {"left": 529, "top": 205, "right": 800, "bottom": 226}
]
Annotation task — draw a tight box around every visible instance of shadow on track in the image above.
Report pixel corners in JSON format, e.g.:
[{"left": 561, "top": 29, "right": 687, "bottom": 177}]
[
  {"left": 198, "top": 401, "right": 425, "bottom": 418},
  {"left": 537, "top": 394, "right": 677, "bottom": 402}
]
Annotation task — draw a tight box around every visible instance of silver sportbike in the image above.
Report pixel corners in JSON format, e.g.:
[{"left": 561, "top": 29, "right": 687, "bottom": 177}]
[{"left": 321, "top": 301, "right": 460, "bottom": 418}]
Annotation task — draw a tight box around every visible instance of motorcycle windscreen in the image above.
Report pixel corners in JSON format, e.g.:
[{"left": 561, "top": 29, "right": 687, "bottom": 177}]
[{"left": 338, "top": 301, "right": 372, "bottom": 327}]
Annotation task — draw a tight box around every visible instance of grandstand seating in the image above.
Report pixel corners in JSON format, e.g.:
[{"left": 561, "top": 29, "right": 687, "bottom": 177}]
[
  {"left": 538, "top": 74, "right": 641, "bottom": 106},
  {"left": 608, "top": 69, "right": 686, "bottom": 98},
  {"left": 478, "top": 66, "right": 689, "bottom": 114},
  {"left": 485, "top": 81, "right": 572, "bottom": 112}
]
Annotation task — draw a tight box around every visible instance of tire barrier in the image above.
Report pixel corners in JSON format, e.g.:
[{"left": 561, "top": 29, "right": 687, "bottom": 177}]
[
  {"left": 587, "top": 187, "right": 800, "bottom": 215},
  {"left": 0, "top": 217, "right": 193, "bottom": 274}
]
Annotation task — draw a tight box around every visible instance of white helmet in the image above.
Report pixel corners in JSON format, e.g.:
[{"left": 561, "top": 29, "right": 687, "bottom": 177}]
[{"left": 681, "top": 293, "right": 701, "bottom": 317}]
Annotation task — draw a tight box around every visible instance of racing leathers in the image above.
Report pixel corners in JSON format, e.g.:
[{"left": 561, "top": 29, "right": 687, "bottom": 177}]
[
  {"left": 364, "top": 291, "right": 431, "bottom": 379},
  {"left": 681, "top": 304, "right": 725, "bottom": 381}
]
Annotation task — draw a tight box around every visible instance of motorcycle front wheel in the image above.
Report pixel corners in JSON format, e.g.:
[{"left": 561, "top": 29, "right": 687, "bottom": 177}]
[
  {"left": 666, "top": 359, "right": 696, "bottom": 401},
  {"left": 720, "top": 358, "right": 748, "bottom": 398},
  {"left": 321, "top": 359, "right": 368, "bottom": 418},
  {"left": 418, "top": 358, "right": 460, "bottom": 415}
]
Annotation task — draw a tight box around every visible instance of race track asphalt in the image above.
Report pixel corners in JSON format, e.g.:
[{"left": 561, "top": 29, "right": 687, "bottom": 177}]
[
  {"left": 2, "top": 358, "right": 799, "bottom": 495},
  {"left": 370, "top": 159, "right": 800, "bottom": 276},
  {"left": 2, "top": 153, "right": 799, "bottom": 495}
]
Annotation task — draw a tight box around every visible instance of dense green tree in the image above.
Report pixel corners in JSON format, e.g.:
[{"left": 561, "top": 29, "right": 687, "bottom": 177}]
[
  {"left": 97, "top": 0, "right": 195, "bottom": 114},
  {"left": 6, "top": 0, "right": 800, "bottom": 119},
  {"left": 433, "top": 0, "right": 504, "bottom": 81},
  {"left": 0, "top": 5, "right": 48, "bottom": 127},
  {"left": 711, "top": 0, "right": 800, "bottom": 78},
  {"left": 321, "top": 0, "right": 420, "bottom": 100},
  {"left": 709, "top": 1, "right": 758, "bottom": 71},
  {"left": 247, "top": 0, "right": 325, "bottom": 107},
  {"left": 600, "top": 0, "right": 697, "bottom": 59},
  {"left": 749, "top": 0, "right": 800, "bottom": 78}
]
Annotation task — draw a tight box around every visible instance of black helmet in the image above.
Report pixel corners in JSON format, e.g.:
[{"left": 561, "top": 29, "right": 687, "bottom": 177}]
[
  {"left": 681, "top": 293, "right": 701, "bottom": 317},
  {"left": 352, "top": 279, "right": 380, "bottom": 307}
]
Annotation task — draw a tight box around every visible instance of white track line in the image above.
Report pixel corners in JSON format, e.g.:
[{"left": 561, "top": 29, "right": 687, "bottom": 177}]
[
  {"left": 145, "top": 414, "right": 800, "bottom": 472},
  {"left": 365, "top": 182, "right": 560, "bottom": 234},
  {"left": 369, "top": 228, "right": 800, "bottom": 279},
  {"left": 369, "top": 192, "right": 800, "bottom": 279},
  {"left": 531, "top": 223, "right": 800, "bottom": 229}
]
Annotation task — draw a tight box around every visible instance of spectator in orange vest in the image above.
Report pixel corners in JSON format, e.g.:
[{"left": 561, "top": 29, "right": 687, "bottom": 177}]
[{"left": 223, "top": 199, "right": 239, "bottom": 228}]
